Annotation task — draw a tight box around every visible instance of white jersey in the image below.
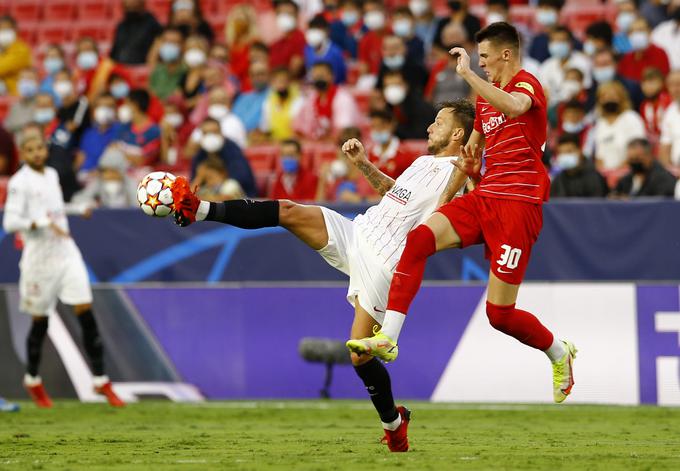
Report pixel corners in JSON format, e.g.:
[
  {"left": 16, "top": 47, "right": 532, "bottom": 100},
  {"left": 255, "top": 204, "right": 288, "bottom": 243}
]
[
  {"left": 354, "top": 155, "right": 458, "bottom": 271},
  {"left": 2, "top": 165, "right": 83, "bottom": 271}
]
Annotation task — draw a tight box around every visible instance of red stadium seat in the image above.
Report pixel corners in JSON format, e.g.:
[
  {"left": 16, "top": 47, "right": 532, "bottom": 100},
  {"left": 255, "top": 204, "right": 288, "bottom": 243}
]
[
  {"left": 10, "top": 1, "right": 41, "bottom": 22},
  {"left": 36, "top": 22, "right": 73, "bottom": 45},
  {"left": 562, "top": 5, "right": 608, "bottom": 39},
  {"left": 245, "top": 145, "right": 278, "bottom": 172},
  {"left": 126, "top": 65, "right": 151, "bottom": 87},
  {"left": 77, "top": 0, "right": 112, "bottom": 20},
  {"left": 43, "top": 0, "right": 77, "bottom": 22},
  {"left": 73, "top": 20, "right": 115, "bottom": 43},
  {"left": 147, "top": 0, "right": 171, "bottom": 23},
  {"left": 199, "top": 0, "right": 217, "bottom": 16},
  {"left": 352, "top": 90, "right": 371, "bottom": 115},
  {"left": 17, "top": 22, "right": 36, "bottom": 45}
]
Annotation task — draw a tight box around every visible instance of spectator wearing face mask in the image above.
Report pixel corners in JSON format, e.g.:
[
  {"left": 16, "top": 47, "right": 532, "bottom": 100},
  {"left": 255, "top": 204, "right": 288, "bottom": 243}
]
[
  {"left": 5, "top": 69, "right": 40, "bottom": 133},
  {"left": 0, "top": 15, "right": 31, "bottom": 97},
  {"left": 111, "top": 0, "right": 163, "bottom": 65},
  {"left": 232, "top": 61, "right": 271, "bottom": 135},
  {"left": 293, "top": 61, "right": 361, "bottom": 142},
  {"left": 193, "top": 156, "right": 245, "bottom": 201},
  {"left": 52, "top": 70, "right": 91, "bottom": 151},
  {"left": 556, "top": 99, "right": 592, "bottom": 149},
  {"left": 382, "top": 70, "right": 436, "bottom": 140},
  {"left": 225, "top": 5, "right": 260, "bottom": 87},
  {"left": 72, "top": 146, "right": 138, "bottom": 208},
  {"left": 335, "top": 0, "right": 362, "bottom": 59},
  {"left": 270, "top": 0, "right": 307, "bottom": 79},
  {"left": 159, "top": 100, "right": 191, "bottom": 166},
  {"left": 593, "top": 81, "right": 646, "bottom": 170},
  {"left": 659, "top": 71, "right": 680, "bottom": 167},
  {"left": 366, "top": 109, "right": 410, "bottom": 179},
  {"left": 409, "top": 0, "right": 438, "bottom": 57},
  {"left": 190, "top": 118, "right": 256, "bottom": 196},
  {"left": 639, "top": 68, "right": 672, "bottom": 147},
  {"left": 651, "top": 0, "right": 680, "bottom": 71},
  {"left": 528, "top": 0, "right": 564, "bottom": 63},
  {"left": 588, "top": 48, "right": 643, "bottom": 111},
  {"left": 612, "top": 0, "right": 638, "bottom": 54},
  {"left": 268, "top": 139, "right": 318, "bottom": 200},
  {"left": 550, "top": 133, "right": 608, "bottom": 198},
  {"left": 109, "top": 71, "right": 165, "bottom": 124},
  {"left": 358, "top": 0, "right": 390, "bottom": 77},
  {"left": 376, "top": 35, "right": 428, "bottom": 93},
  {"left": 188, "top": 86, "right": 247, "bottom": 150},
  {"left": 168, "top": 0, "right": 214, "bottom": 43},
  {"left": 149, "top": 26, "right": 187, "bottom": 100},
  {"left": 78, "top": 94, "right": 121, "bottom": 172},
  {"left": 260, "top": 67, "right": 304, "bottom": 142},
  {"left": 304, "top": 15, "right": 347, "bottom": 84},
  {"left": 391, "top": 7, "right": 425, "bottom": 66},
  {"left": 114, "top": 89, "right": 162, "bottom": 166},
  {"left": 434, "top": 0, "right": 481, "bottom": 52},
  {"left": 74, "top": 37, "right": 133, "bottom": 103},
  {"left": 539, "top": 26, "right": 592, "bottom": 107},
  {"left": 613, "top": 138, "right": 677, "bottom": 197},
  {"left": 618, "top": 18, "right": 669, "bottom": 83},
  {"left": 39, "top": 45, "right": 67, "bottom": 104},
  {"left": 583, "top": 21, "right": 614, "bottom": 58}
]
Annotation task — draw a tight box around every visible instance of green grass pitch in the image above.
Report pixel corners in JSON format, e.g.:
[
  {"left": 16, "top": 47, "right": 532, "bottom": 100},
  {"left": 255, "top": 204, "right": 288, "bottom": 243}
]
[{"left": 1, "top": 401, "right": 679, "bottom": 470}]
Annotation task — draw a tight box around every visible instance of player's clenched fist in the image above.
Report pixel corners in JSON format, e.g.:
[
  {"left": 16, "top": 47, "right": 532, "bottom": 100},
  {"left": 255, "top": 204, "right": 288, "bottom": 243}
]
[
  {"left": 341, "top": 138, "right": 367, "bottom": 164},
  {"left": 448, "top": 47, "right": 471, "bottom": 76}
]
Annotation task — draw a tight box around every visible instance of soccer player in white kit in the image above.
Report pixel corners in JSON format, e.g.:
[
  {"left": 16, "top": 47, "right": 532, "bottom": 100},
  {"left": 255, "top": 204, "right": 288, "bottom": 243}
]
[
  {"left": 2, "top": 127, "right": 124, "bottom": 408},
  {"left": 171, "top": 99, "right": 476, "bottom": 452}
]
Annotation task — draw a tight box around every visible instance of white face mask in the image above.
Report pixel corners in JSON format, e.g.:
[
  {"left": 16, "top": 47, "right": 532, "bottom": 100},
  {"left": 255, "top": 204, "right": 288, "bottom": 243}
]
[
  {"left": 118, "top": 105, "right": 133, "bottom": 123},
  {"left": 207, "top": 104, "right": 229, "bottom": 120},
  {"left": 305, "top": 29, "right": 326, "bottom": 48},
  {"left": 583, "top": 40, "right": 597, "bottom": 56},
  {"left": 53, "top": 80, "right": 74, "bottom": 99},
  {"left": 201, "top": 133, "right": 225, "bottom": 153},
  {"left": 164, "top": 113, "right": 184, "bottom": 128},
  {"left": 330, "top": 159, "right": 348, "bottom": 179},
  {"left": 409, "top": 0, "right": 429, "bottom": 17},
  {"left": 102, "top": 180, "right": 123, "bottom": 196},
  {"left": 0, "top": 28, "right": 16, "bottom": 47},
  {"left": 184, "top": 48, "right": 207, "bottom": 67},
  {"left": 629, "top": 31, "right": 649, "bottom": 51},
  {"left": 364, "top": 11, "right": 386, "bottom": 30},
  {"left": 94, "top": 106, "right": 116, "bottom": 125},
  {"left": 276, "top": 13, "right": 297, "bottom": 33},
  {"left": 384, "top": 84, "right": 407, "bottom": 105},
  {"left": 392, "top": 19, "right": 412, "bottom": 38},
  {"left": 562, "top": 79, "right": 582, "bottom": 99},
  {"left": 616, "top": 12, "right": 636, "bottom": 33},
  {"left": 77, "top": 51, "right": 99, "bottom": 70},
  {"left": 556, "top": 152, "right": 580, "bottom": 170}
]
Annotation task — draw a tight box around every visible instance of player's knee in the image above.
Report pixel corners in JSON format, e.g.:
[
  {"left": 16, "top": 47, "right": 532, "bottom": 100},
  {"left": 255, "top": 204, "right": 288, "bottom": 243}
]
[
  {"left": 350, "top": 352, "right": 372, "bottom": 367},
  {"left": 403, "top": 225, "right": 437, "bottom": 262},
  {"left": 278, "top": 199, "right": 298, "bottom": 225},
  {"left": 486, "top": 301, "right": 514, "bottom": 333}
]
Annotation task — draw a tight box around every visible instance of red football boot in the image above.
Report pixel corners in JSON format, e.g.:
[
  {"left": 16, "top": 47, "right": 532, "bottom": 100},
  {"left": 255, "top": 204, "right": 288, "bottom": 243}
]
[
  {"left": 24, "top": 375, "right": 53, "bottom": 408},
  {"left": 382, "top": 406, "right": 411, "bottom": 452},
  {"left": 170, "top": 176, "right": 200, "bottom": 227},
  {"left": 94, "top": 381, "right": 125, "bottom": 407}
]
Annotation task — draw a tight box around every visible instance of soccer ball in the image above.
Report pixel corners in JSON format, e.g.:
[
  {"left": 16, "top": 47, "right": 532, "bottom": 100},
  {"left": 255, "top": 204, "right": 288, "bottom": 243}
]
[{"left": 137, "top": 171, "right": 176, "bottom": 217}]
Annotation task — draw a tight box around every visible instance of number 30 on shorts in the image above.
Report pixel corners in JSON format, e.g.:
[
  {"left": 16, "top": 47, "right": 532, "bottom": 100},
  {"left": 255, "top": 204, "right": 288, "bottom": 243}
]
[{"left": 496, "top": 244, "right": 522, "bottom": 269}]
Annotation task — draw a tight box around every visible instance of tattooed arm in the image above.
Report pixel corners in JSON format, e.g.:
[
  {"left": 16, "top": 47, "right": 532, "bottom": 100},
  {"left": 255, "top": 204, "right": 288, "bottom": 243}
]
[{"left": 341, "top": 138, "right": 395, "bottom": 196}]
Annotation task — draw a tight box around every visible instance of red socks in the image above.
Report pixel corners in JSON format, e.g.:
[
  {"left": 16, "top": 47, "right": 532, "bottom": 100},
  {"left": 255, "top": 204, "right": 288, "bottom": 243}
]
[
  {"left": 386, "top": 225, "right": 437, "bottom": 315},
  {"left": 486, "top": 301, "right": 554, "bottom": 351}
]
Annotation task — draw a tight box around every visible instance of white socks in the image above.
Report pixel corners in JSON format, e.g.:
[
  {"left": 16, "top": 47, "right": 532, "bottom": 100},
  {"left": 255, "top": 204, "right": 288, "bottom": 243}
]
[
  {"left": 23, "top": 374, "right": 42, "bottom": 386},
  {"left": 380, "top": 310, "right": 406, "bottom": 343},
  {"left": 196, "top": 200, "right": 210, "bottom": 221},
  {"left": 544, "top": 337, "right": 567, "bottom": 363},
  {"left": 381, "top": 413, "right": 402, "bottom": 431},
  {"left": 92, "top": 375, "right": 110, "bottom": 388}
]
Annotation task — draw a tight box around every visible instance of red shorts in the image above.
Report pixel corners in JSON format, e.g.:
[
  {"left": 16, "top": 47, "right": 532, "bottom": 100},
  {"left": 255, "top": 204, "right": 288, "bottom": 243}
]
[{"left": 437, "top": 191, "right": 543, "bottom": 284}]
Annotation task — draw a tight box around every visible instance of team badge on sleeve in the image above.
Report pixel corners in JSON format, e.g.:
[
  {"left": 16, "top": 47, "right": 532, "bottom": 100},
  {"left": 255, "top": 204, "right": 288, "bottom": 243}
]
[{"left": 515, "top": 82, "right": 535, "bottom": 95}]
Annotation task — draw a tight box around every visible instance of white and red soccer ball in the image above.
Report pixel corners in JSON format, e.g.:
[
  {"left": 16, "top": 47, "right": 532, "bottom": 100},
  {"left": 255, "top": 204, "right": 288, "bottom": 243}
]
[{"left": 137, "top": 171, "right": 176, "bottom": 217}]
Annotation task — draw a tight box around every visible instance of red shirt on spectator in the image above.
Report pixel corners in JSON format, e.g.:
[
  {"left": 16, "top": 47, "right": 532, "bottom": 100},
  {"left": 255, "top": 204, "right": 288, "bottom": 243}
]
[
  {"left": 425, "top": 58, "right": 448, "bottom": 100},
  {"left": 268, "top": 168, "right": 318, "bottom": 200},
  {"left": 230, "top": 42, "right": 251, "bottom": 87},
  {"left": 359, "top": 30, "right": 386, "bottom": 75},
  {"left": 270, "top": 30, "right": 306, "bottom": 70},
  {"left": 617, "top": 44, "right": 670, "bottom": 82},
  {"left": 640, "top": 90, "right": 672, "bottom": 144},
  {"left": 367, "top": 137, "right": 412, "bottom": 179}
]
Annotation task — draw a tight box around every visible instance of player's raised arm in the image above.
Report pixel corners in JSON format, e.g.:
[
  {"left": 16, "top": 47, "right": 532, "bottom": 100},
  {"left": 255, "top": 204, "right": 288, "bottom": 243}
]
[{"left": 341, "top": 138, "right": 395, "bottom": 196}]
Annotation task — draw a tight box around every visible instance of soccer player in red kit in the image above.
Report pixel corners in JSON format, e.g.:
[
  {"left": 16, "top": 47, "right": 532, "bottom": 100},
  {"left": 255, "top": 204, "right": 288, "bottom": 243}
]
[{"left": 347, "top": 22, "right": 577, "bottom": 403}]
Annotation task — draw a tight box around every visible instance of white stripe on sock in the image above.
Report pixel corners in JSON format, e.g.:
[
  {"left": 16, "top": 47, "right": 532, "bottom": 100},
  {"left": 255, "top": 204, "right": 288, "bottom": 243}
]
[{"left": 381, "top": 310, "right": 406, "bottom": 342}]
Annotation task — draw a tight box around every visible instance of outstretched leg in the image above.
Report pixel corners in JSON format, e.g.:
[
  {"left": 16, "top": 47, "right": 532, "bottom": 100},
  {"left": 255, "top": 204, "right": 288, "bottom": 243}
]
[
  {"left": 350, "top": 304, "right": 410, "bottom": 452},
  {"left": 24, "top": 315, "right": 52, "bottom": 408}
]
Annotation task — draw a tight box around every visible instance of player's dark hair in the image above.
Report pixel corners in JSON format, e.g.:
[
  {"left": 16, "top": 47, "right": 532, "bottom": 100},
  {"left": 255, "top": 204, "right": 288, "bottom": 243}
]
[
  {"left": 474, "top": 21, "right": 520, "bottom": 53},
  {"left": 309, "top": 14, "right": 330, "bottom": 30},
  {"left": 281, "top": 138, "right": 302, "bottom": 154},
  {"left": 438, "top": 98, "right": 476, "bottom": 144},
  {"left": 369, "top": 109, "right": 394, "bottom": 122},
  {"left": 557, "top": 133, "right": 580, "bottom": 148},
  {"left": 627, "top": 138, "right": 652, "bottom": 153},
  {"left": 585, "top": 20, "right": 613, "bottom": 46},
  {"left": 128, "top": 89, "right": 150, "bottom": 113}
]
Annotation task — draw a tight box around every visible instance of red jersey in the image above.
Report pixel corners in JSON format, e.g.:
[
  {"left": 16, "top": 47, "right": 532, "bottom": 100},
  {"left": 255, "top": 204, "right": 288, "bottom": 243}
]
[
  {"left": 268, "top": 169, "right": 318, "bottom": 201},
  {"left": 475, "top": 69, "right": 550, "bottom": 204}
]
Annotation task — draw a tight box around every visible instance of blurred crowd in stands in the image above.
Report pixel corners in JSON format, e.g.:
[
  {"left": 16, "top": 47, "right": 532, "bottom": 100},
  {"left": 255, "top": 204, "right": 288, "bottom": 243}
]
[{"left": 0, "top": 0, "right": 679, "bottom": 207}]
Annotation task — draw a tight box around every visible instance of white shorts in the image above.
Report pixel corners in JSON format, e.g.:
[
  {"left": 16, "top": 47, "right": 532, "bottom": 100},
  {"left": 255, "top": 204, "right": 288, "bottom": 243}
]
[
  {"left": 317, "top": 207, "right": 393, "bottom": 324},
  {"left": 19, "top": 252, "right": 93, "bottom": 316}
]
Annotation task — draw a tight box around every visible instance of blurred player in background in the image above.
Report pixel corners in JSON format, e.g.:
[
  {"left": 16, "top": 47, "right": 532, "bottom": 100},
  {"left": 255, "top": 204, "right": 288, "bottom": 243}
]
[
  {"left": 0, "top": 396, "right": 19, "bottom": 412},
  {"left": 349, "top": 22, "right": 577, "bottom": 404},
  {"left": 171, "top": 99, "right": 476, "bottom": 452},
  {"left": 2, "top": 126, "right": 124, "bottom": 409}
]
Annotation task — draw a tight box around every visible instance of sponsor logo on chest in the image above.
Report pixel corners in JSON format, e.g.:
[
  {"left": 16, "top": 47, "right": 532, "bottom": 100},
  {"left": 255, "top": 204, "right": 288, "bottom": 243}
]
[
  {"left": 386, "top": 184, "right": 412, "bottom": 205},
  {"left": 482, "top": 112, "right": 506, "bottom": 135}
]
